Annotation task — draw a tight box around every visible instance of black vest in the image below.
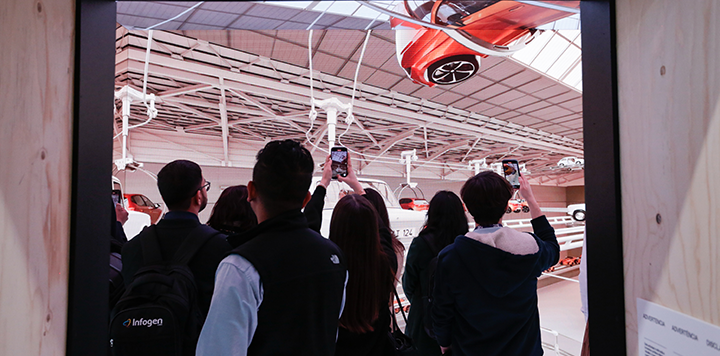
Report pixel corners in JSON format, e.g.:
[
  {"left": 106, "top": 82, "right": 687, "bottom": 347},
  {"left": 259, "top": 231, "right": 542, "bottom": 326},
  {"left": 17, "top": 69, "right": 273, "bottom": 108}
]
[{"left": 232, "top": 211, "right": 347, "bottom": 356}]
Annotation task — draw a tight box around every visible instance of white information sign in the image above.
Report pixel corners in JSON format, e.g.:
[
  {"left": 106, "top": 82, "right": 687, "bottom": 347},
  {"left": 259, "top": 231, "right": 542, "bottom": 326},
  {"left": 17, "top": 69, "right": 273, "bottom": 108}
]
[{"left": 637, "top": 298, "right": 720, "bottom": 356}]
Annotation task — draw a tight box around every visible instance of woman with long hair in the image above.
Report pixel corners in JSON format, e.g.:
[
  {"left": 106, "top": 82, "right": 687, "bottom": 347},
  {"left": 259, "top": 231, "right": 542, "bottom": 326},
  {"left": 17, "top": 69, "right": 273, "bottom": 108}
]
[
  {"left": 330, "top": 194, "right": 396, "bottom": 356},
  {"left": 206, "top": 185, "right": 257, "bottom": 238},
  {"left": 361, "top": 188, "right": 405, "bottom": 280},
  {"left": 402, "top": 190, "right": 468, "bottom": 356}
]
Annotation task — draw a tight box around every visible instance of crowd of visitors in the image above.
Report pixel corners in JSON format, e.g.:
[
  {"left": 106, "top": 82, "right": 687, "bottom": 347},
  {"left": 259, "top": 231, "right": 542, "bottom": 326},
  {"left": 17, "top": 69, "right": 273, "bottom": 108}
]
[{"left": 108, "top": 139, "right": 559, "bottom": 356}]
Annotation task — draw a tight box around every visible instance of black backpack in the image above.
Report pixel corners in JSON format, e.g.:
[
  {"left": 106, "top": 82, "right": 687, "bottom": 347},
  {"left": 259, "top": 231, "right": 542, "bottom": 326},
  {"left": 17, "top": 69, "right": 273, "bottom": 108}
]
[
  {"left": 109, "top": 248, "right": 125, "bottom": 310},
  {"left": 109, "top": 225, "right": 219, "bottom": 356},
  {"left": 420, "top": 233, "right": 441, "bottom": 340}
]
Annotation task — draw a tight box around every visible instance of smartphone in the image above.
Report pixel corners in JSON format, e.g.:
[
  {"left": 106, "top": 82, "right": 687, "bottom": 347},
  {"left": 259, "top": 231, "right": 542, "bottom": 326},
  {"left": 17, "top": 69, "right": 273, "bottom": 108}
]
[
  {"left": 330, "top": 146, "right": 348, "bottom": 179},
  {"left": 112, "top": 189, "right": 122, "bottom": 205},
  {"left": 502, "top": 159, "right": 521, "bottom": 189}
]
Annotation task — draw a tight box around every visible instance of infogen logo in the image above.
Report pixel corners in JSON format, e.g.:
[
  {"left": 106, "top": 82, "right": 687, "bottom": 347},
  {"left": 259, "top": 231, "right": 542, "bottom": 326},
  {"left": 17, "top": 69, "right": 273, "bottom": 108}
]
[{"left": 123, "top": 318, "right": 164, "bottom": 328}]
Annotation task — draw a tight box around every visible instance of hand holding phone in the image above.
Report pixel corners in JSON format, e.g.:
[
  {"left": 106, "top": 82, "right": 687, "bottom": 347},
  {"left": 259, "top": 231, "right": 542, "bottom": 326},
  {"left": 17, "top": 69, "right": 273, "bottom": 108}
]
[
  {"left": 502, "top": 159, "right": 521, "bottom": 189},
  {"left": 330, "top": 146, "right": 348, "bottom": 179}
]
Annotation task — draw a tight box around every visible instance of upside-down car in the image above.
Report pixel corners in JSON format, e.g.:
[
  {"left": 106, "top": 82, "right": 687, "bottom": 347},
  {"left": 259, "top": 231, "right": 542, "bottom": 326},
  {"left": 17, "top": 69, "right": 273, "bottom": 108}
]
[{"left": 391, "top": 0, "right": 580, "bottom": 87}]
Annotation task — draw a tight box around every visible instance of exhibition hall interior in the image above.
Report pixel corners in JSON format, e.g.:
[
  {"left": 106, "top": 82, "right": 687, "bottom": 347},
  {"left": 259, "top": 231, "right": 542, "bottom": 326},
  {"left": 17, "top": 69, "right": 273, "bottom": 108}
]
[{"left": 114, "top": 1, "right": 586, "bottom": 354}]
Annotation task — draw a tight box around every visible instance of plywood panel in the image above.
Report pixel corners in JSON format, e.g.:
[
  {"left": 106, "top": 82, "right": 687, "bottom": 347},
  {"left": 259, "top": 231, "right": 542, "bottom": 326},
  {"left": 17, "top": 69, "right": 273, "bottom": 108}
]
[
  {"left": 616, "top": 0, "right": 720, "bottom": 354},
  {"left": 0, "top": 0, "right": 75, "bottom": 354}
]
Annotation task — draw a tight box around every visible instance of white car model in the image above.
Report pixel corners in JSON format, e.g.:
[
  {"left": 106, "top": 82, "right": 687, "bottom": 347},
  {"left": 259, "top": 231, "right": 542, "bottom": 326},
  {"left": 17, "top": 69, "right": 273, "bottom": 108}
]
[
  {"left": 309, "top": 177, "right": 427, "bottom": 246},
  {"left": 557, "top": 157, "right": 584, "bottom": 168},
  {"left": 113, "top": 176, "right": 152, "bottom": 239},
  {"left": 567, "top": 203, "right": 586, "bottom": 221}
]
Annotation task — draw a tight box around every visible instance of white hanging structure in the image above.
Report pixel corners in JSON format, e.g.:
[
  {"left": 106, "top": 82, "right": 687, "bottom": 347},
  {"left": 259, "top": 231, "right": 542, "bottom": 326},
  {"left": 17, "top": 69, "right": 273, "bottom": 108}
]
[
  {"left": 114, "top": 85, "right": 156, "bottom": 171},
  {"left": 400, "top": 149, "right": 419, "bottom": 188},
  {"left": 469, "top": 158, "right": 488, "bottom": 174},
  {"left": 312, "top": 97, "right": 353, "bottom": 149}
]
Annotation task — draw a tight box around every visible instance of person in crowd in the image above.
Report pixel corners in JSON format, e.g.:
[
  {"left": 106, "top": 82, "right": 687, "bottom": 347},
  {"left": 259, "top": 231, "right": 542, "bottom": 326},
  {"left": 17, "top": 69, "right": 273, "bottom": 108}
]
[
  {"left": 361, "top": 187, "right": 403, "bottom": 279},
  {"left": 111, "top": 199, "right": 129, "bottom": 249},
  {"left": 197, "top": 140, "right": 347, "bottom": 356},
  {"left": 402, "top": 190, "right": 469, "bottom": 356},
  {"left": 330, "top": 194, "right": 396, "bottom": 356},
  {"left": 206, "top": 185, "right": 257, "bottom": 235},
  {"left": 301, "top": 155, "right": 332, "bottom": 234},
  {"left": 121, "top": 160, "right": 231, "bottom": 317},
  {"left": 431, "top": 172, "right": 559, "bottom": 356}
]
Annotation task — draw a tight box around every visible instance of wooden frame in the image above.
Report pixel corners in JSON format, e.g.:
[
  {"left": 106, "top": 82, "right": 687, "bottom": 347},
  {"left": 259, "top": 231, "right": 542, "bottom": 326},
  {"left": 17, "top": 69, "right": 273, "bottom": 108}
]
[{"left": 68, "top": 1, "right": 626, "bottom": 355}]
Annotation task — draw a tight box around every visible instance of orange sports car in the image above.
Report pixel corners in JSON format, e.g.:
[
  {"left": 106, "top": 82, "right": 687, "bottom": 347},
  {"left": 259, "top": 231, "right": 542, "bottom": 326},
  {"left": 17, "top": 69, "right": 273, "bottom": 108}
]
[{"left": 390, "top": 0, "right": 580, "bottom": 86}]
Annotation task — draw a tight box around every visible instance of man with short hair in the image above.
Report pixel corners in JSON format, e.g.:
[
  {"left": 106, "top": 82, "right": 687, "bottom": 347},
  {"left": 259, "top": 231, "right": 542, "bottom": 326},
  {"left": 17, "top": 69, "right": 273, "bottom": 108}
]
[
  {"left": 432, "top": 171, "right": 559, "bottom": 356},
  {"left": 121, "top": 159, "right": 232, "bottom": 317},
  {"left": 197, "top": 140, "right": 347, "bottom": 356}
]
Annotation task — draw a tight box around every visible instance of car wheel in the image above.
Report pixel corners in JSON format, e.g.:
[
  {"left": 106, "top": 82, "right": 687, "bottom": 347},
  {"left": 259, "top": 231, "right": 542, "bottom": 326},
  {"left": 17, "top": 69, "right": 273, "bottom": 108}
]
[
  {"left": 572, "top": 209, "right": 586, "bottom": 221},
  {"left": 522, "top": 206, "right": 530, "bottom": 213},
  {"left": 506, "top": 207, "right": 512, "bottom": 214},
  {"left": 427, "top": 55, "right": 479, "bottom": 85}
]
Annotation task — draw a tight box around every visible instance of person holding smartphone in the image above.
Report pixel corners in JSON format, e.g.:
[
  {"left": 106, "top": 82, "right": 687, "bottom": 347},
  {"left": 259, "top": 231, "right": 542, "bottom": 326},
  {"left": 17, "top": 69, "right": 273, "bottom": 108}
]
[{"left": 431, "top": 172, "right": 559, "bottom": 356}]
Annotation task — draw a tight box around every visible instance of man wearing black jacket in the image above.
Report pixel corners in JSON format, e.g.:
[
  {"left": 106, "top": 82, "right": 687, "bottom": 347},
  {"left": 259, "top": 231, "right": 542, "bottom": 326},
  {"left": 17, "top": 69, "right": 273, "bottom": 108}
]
[
  {"left": 121, "top": 160, "right": 231, "bottom": 317},
  {"left": 197, "top": 140, "right": 347, "bottom": 356}
]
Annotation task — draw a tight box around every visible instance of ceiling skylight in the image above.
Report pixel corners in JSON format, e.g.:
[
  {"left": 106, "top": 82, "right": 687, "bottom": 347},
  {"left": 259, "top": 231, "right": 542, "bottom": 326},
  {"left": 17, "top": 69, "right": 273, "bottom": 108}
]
[{"left": 511, "top": 29, "right": 583, "bottom": 91}]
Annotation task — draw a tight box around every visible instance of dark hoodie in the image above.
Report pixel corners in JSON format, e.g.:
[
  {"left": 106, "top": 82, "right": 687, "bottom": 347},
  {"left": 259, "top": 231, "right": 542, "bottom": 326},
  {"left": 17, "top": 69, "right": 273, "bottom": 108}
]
[{"left": 431, "top": 216, "right": 559, "bottom": 356}]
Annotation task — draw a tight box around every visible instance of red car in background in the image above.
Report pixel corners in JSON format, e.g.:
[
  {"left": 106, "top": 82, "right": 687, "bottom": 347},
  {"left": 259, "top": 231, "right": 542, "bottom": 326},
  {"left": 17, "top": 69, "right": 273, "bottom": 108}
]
[
  {"left": 124, "top": 193, "right": 163, "bottom": 224},
  {"left": 506, "top": 199, "right": 530, "bottom": 214},
  {"left": 390, "top": 0, "right": 580, "bottom": 87},
  {"left": 399, "top": 197, "right": 430, "bottom": 211}
]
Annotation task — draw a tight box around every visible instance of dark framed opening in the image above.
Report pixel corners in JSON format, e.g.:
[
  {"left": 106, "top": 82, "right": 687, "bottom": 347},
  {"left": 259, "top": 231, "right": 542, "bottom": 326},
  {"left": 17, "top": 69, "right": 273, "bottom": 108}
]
[{"left": 67, "top": 1, "right": 624, "bottom": 355}]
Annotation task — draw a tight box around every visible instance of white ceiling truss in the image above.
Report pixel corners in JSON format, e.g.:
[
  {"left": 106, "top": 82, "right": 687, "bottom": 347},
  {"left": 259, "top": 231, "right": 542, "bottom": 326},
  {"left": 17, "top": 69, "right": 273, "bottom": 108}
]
[{"left": 114, "top": 1, "right": 585, "bottom": 186}]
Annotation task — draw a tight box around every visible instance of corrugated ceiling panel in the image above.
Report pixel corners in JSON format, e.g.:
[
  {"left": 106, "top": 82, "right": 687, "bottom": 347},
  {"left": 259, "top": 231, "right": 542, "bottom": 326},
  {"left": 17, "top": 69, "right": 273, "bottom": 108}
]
[
  {"left": 484, "top": 90, "right": 526, "bottom": 106},
  {"left": 473, "top": 84, "right": 511, "bottom": 100},
  {"left": 229, "top": 31, "right": 274, "bottom": 58},
  {"left": 365, "top": 69, "right": 404, "bottom": 89},
  {"left": 318, "top": 31, "right": 366, "bottom": 58},
  {"left": 479, "top": 60, "right": 526, "bottom": 81},
  {"left": 452, "top": 97, "right": 480, "bottom": 110},
  {"left": 245, "top": 3, "right": 302, "bottom": 20},
  {"left": 311, "top": 52, "right": 346, "bottom": 75},
  {"left": 451, "top": 75, "right": 495, "bottom": 94},
  {"left": 229, "top": 15, "right": 284, "bottom": 30},
  {"left": 431, "top": 91, "right": 464, "bottom": 106}
]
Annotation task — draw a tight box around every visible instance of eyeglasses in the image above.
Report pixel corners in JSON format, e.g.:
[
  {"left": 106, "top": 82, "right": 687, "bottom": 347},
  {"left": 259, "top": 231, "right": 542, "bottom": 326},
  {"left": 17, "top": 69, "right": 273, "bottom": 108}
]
[{"left": 199, "top": 180, "right": 211, "bottom": 192}]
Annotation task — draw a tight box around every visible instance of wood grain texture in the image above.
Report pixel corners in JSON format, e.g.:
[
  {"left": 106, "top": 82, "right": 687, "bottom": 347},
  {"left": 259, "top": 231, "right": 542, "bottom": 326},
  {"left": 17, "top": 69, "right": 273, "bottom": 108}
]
[
  {"left": 0, "top": 0, "right": 75, "bottom": 354},
  {"left": 616, "top": 0, "right": 720, "bottom": 354}
]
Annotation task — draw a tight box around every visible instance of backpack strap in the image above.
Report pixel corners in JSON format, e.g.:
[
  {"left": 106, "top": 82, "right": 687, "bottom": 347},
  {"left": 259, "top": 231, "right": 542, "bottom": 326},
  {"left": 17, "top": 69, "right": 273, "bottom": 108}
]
[
  {"left": 172, "top": 225, "right": 221, "bottom": 265},
  {"left": 140, "top": 225, "right": 165, "bottom": 265}
]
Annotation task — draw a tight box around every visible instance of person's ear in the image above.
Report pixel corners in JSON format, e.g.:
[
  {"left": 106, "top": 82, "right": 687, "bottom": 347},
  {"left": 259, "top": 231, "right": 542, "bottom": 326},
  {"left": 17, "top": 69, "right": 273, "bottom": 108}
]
[
  {"left": 194, "top": 189, "right": 203, "bottom": 205},
  {"left": 247, "top": 181, "right": 257, "bottom": 202},
  {"left": 301, "top": 191, "right": 311, "bottom": 208}
]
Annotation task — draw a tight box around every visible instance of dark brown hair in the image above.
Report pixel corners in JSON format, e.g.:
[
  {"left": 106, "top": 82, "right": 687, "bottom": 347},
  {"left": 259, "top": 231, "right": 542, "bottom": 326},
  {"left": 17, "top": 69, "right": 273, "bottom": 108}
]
[
  {"left": 252, "top": 140, "right": 314, "bottom": 216},
  {"left": 362, "top": 188, "right": 405, "bottom": 255},
  {"left": 207, "top": 185, "right": 257, "bottom": 234},
  {"left": 460, "top": 171, "right": 513, "bottom": 226},
  {"left": 423, "top": 190, "right": 469, "bottom": 251},
  {"left": 157, "top": 159, "right": 203, "bottom": 211},
  {"left": 329, "top": 194, "right": 394, "bottom": 334}
]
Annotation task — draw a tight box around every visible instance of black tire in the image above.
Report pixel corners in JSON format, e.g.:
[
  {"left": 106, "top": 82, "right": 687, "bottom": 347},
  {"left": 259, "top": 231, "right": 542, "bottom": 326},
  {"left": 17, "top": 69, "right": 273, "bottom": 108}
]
[
  {"left": 522, "top": 206, "right": 530, "bottom": 213},
  {"left": 572, "top": 209, "right": 586, "bottom": 221},
  {"left": 506, "top": 207, "right": 512, "bottom": 214},
  {"left": 427, "top": 55, "right": 479, "bottom": 85}
]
